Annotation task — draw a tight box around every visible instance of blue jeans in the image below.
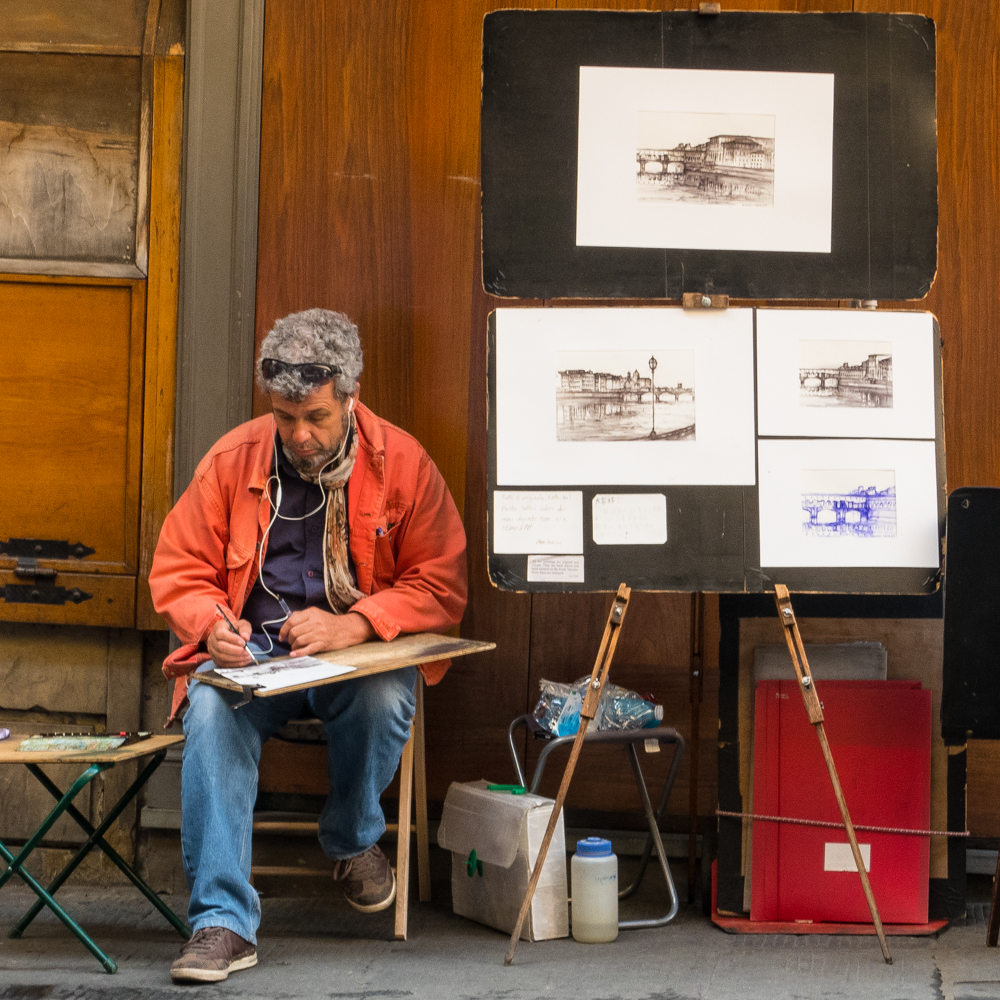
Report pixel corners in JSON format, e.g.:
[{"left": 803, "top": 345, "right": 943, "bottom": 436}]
[{"left": 180, "top": 647, "right": 417, "bottom": 942}]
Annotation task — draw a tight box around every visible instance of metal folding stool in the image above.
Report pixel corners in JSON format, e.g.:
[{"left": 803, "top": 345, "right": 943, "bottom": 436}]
[{"left": 507, "top": 715, "right": 685, "bottom": 929}]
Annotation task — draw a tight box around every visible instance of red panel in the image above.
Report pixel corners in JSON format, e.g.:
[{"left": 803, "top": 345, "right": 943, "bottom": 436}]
[{"left": 751, "top": 680, "right": 931, "bottom": 924}]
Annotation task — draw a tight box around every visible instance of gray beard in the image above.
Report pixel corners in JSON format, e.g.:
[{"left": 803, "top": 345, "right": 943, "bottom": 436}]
[
  {"left": 280, "top": 411, "right": 351, "bottom": 479},
  {"left": 281, "top": 441, "right": 340, "bottom": 479}
]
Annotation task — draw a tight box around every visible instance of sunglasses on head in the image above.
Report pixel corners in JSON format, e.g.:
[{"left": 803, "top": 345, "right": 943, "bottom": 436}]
[{"left": 261, "top": 358, "right": 343, "bottom": 386}]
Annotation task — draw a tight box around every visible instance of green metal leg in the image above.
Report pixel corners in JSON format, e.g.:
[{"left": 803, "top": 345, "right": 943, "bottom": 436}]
[
  {"left": 13, "top": 756, "right": 191, "bottom": 941},
  {"left": 0, "top": 764, "right": 109, "bottom": 893},
  {"left": 0, "top": 766, "right": 118, "bottom": 974}
]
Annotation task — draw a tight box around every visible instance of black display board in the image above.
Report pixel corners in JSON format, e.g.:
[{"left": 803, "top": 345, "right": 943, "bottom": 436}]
[
  {"left": 486, "top": 308, "right": 946, "bottom": 596},
  {"left": 941, "top": 487, "right": 1000, "bottom": 743},
  {"left": 481, "top": 11, "right": 937, "bottom": 301}
]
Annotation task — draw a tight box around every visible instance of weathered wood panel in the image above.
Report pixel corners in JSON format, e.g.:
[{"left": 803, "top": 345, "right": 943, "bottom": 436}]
[{"left": 254, "top": 0, "right": 414, "bottom": 434}]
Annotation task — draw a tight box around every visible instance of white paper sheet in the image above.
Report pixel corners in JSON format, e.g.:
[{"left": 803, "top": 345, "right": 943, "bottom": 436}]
[
  {"left": 217, "top": 657, "right": 356, "bottom": 692},
  {"left": 592, "top": 494, "right": 667, "bottom": 545},
  {"left": 495, "top": 308, "right": 755, "bottom": 486},
  {"left": 576, "top": 67, "right": 834, "bottom": 253},
  {"left": 493, "top": 491, "right": 583, "bottom": 554},
  {"left": 526, "top": 555, "right": 586, "bottom": 583},
  {"left": 756, "top": 310, "right": 937, "bottom": 439},
  {"left": 757, "top": 439, "right": 940, "bottom": 568}
]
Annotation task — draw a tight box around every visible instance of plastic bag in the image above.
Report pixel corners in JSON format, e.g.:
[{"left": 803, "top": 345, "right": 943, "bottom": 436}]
[{"left": 534, "top": 677, "right": 662, "bottom": 736}]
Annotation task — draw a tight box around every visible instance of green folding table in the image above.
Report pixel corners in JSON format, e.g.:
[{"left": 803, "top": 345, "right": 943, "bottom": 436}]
[{"left": 0, "top": 733, "right": 190, "bottom": 972}]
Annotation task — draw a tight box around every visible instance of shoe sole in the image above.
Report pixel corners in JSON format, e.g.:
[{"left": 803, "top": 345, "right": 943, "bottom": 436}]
[
  {"left": 171, "top": 953, "right": 258, "bottom": 983},
  {"left": 345, "top": 867, "right": 397, "bottom": 914}
]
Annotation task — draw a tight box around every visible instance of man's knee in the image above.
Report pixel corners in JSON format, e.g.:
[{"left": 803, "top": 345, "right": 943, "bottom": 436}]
[
  {"left": 184, "top": 680, "right": 235, "bottom": 732},
  {"left": 315, "top": 668, "right": 416, "bottom": 726}
]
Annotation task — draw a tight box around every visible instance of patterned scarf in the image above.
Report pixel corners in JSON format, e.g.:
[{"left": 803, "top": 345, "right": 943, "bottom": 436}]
[{"left": 291, "top": 414, "right": 364, "bottom": 614}]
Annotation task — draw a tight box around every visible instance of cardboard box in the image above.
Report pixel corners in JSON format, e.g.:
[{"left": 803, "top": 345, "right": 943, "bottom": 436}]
[{"left": 437, "top": 780, "right": 569, "bottom": 941}]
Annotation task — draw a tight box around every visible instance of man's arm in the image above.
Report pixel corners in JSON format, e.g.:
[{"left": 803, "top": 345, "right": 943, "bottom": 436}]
[
  {"left": 149, "top": 463, "right": 233, "bottom": 647},
  {"left": 350, "top": 451, "right": 468, "bottom": 641}
]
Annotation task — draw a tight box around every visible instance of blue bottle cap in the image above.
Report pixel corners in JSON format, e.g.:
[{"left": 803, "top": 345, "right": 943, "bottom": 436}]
[{"left": 575, "top": 837, "right": 613, "bottom": 857}]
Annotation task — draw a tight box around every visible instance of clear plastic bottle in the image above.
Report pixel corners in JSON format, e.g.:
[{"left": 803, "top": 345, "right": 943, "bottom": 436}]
[
  {"left": 600, "top": 697, "right": 663, "bottom": 731},
  {"left": 571, "top": 837, "right": 618, "bottom": 942}
]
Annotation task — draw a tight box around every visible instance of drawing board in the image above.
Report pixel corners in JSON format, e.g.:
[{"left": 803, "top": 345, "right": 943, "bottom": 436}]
[
  {"left": 487, "top": 307, "right": 944, "bottom": 595},
  {"left": 481, "top": 10, "right": 937, "bottom": 300}
]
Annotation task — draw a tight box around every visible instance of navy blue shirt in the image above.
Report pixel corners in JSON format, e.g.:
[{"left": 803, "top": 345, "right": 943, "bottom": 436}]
[{"left": 243, "top": 436, "right": 354, "bottom": 655}]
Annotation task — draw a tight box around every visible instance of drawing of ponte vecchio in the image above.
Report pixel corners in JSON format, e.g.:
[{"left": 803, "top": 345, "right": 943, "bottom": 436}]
[
  {"left": 556, "top": 356, "right": 696, "bottom": 443},
  {"left": 637, "top": 134, "right": 775, "bottom": 207}
]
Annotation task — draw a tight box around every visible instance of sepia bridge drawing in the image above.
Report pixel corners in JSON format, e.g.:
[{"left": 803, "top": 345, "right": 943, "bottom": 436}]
[{"left": 636, "top": 134, "right": 775, "bottom": 206}]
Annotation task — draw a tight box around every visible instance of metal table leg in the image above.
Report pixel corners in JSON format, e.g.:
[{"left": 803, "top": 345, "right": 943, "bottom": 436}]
[
  {"left": 0, "top": 763, "right": 118, "bottom": 973},
  {"left": 12, "top": 755, "right": 191, "bottom": 941}
]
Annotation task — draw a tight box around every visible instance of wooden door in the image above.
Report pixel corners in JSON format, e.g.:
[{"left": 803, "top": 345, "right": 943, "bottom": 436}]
[{"left": 0, "top": 275, "right": 146, "bottom": 625}]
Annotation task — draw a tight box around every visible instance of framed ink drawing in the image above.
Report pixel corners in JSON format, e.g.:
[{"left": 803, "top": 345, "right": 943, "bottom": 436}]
[{"left": 482, "top": 11, "right": 937, "bottom": 300}]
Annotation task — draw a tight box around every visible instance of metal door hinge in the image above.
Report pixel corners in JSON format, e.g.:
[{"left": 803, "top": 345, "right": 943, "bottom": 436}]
[
  {"left": 3, "top": 583, "right": 93, "bottom": 606},
  {"left": 0, "top": 538, "right": 96, "bottom": 560}
]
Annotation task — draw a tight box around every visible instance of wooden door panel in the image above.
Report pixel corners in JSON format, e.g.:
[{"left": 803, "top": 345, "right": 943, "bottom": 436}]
[{"left": 0, "top": 276, "right": 144, "bottom": 625}]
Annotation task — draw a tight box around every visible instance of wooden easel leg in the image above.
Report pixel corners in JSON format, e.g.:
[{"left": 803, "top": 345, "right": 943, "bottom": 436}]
[
  {"left": 774, "top": 585, "right": 892, "bottom": 965},
  {"left": 988, "top": 844, "right": 1000, "bottom": 946},
  {"left": 504, "top": 584, "right": 631, "bottom": 966},
  {"left": 414, "top": 675, "right": 432, "bottom": 903},
  {"left": 394, "top": 721, "right": 415, "bottom": 941}
]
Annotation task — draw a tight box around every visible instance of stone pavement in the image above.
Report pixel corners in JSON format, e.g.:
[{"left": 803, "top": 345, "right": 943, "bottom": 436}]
[{"left": 1, "top": 861, "right": 999, "bottom": 1000}]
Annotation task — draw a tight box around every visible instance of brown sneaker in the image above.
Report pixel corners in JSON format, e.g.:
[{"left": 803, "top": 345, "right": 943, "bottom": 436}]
[
  {"left": 170, "top": 926, "right": 257, "bottom": 983},
  {"left": 332, "top": 844, "right": 396, "bottom": 913}
]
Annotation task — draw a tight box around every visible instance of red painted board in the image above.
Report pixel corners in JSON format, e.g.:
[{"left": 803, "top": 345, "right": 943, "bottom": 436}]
[
  {"left": 751, "top": 680, "right": 931, "bottom": 925},
  {"left": 713, "top": 860, "right": 947, "bottom": 936}
]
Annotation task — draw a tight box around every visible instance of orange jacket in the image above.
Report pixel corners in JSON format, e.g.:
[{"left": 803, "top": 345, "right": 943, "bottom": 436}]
[{"left": 150, "top": 402, "right": 468, "bottom": 723}]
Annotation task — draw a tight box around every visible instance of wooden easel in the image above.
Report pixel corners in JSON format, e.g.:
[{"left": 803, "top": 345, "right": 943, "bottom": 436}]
[
  {"left": 773, "top": 584, "right": 892, "bottom": 965},
  {"left": 504, "top": 583, "right": 631, "bottom": 965}
]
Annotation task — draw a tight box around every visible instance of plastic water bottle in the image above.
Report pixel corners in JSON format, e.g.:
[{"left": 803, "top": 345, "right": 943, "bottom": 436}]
[
  {"left": 571, "top": 837, "right": 618, "bottom": 942},
  {"left": 599, "top": 696, "right": 663, "bottom": 731}
]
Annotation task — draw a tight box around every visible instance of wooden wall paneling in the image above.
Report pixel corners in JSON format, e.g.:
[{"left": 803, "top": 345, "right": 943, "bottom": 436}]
[
  {"left": 407, "top": 1, "right": 490, "bottom": 514},
  {"left": 254, "top": 0, "right": 415, "bottom": 433},
  {"left": 137, "top": 23, "right": 185, "bottom": 630},
  {"left": 431, "top": 210, "right": 535, "bottom": 800},
  {"left": 967, "top": 741, "right": 1000, "bottom": 838},
  {"left": 850, "top": 1, "right": 1000, "bottom": 494}
]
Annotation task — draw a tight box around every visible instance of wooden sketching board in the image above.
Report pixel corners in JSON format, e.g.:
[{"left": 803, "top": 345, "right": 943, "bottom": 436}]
[
  {"left": 0, "top": 734, "right": 184, "bottom": 764},
  {"left": 194, "top": 633, "right": 496, "bottom": 698}
]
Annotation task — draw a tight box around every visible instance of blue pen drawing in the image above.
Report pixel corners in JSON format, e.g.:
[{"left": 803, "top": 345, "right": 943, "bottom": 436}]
[
  {"left": 556, "top": 350, "right": 695, "bottom": 442},
  {"left": 800, "top": 340, "right": 893, "bottom": 409},
  {"left": 801, "top": 469, "right": 896, "bottom": 539},
  {"left": 636, "top": 111, "right": 775, "bottom": 207}
]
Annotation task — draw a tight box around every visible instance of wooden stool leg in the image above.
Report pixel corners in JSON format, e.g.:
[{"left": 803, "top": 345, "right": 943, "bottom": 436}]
[
  {"left": 414, "top": 676, "right": 431, "bottom": 903},
  {"left": 394, "top": 720, "right": 415, "bottom": 940}
]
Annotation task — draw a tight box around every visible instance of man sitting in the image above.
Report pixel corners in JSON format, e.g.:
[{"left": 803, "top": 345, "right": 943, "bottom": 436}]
[{"left": 149, "top": 309, "right": 467, "bottom": 982}]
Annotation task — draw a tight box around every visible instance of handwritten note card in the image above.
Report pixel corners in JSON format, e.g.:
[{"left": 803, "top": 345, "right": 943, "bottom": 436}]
[
  {"left": 592, "top": 494, "right": 667, "bottom": 545},
  {"left": 527, "top": 555, "right": 586, "bottom": 582},
  {"left": 493, "top": 491, "right": 583, "bottom": 553}
]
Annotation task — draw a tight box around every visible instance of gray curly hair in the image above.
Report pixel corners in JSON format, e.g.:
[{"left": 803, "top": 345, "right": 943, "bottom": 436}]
[{"left": 256, "top": 308, "right": 364, "bottom": 401}]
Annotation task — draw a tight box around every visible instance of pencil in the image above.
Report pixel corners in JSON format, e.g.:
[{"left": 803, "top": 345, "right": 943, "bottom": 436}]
[{"left": 215, "top": 604, "right": 260, "bottom": 665}]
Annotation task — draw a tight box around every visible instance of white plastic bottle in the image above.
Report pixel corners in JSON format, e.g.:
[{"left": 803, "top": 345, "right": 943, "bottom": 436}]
[{"left": 571, "top": 837, "right": 618, "bottom": 942}]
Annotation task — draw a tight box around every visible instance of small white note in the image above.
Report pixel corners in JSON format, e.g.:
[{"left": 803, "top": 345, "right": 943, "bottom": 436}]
[
  {"left": 527, "top": 555, "right": 586, "bottom": 583},
  {"left": 592, "top": 494, "right": 667, "bottom": 545},
  {"left": 823, "top": 842, "right": 870, "bottom": 872},
  {"left": 493, "top": 491, "right": 583, "bottom": 554}
]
